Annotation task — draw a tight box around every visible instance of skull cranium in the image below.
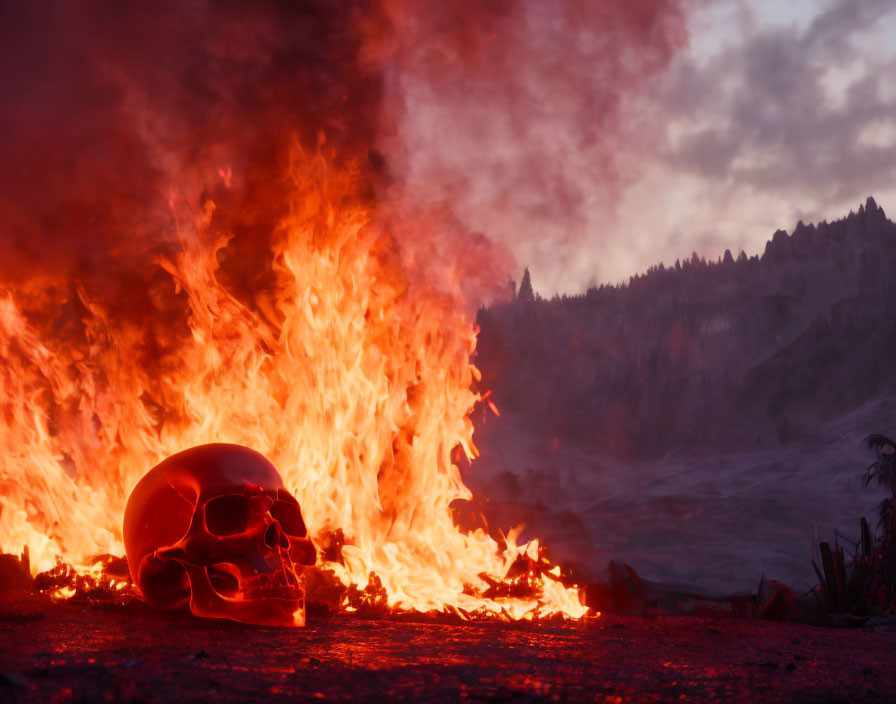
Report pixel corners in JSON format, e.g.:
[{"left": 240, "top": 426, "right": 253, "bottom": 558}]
[{"left": 123, "top": 443, "right": 316, "bottom": 626}]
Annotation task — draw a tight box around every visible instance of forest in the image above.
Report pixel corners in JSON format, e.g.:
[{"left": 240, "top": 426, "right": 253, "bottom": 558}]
[{"left": 476, "top": 198, "right": 896, "bottom": 460}]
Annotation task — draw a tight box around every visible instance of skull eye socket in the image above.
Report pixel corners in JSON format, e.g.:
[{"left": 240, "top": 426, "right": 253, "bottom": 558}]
[
  {"left": 204, "top": 495, "right": 249, "bottom": 536},
  {"left": 270, "top": 492, "right": 307, "bottom": 537}
]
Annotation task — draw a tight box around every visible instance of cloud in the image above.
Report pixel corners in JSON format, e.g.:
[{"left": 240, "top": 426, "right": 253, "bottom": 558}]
[
  {"left": 602, "top": 0, "right": 896, "bottom": 286},
  {"left": 665, "top": 0, "right": 896, "bottom": 197}
]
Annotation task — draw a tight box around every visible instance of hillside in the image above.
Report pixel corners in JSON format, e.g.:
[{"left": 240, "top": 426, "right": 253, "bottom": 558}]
[
  {"left": 476, "top": 197, "right": 896, "bottom": 460},
  {"left": 469, "top": 199, "right": 896, "bottom": 591}
]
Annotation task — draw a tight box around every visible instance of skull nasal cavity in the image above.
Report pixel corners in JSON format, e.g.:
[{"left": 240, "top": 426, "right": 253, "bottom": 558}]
[
  {"left": 205, "top": 495, "right": 249, "bottom": 536},
  {"left": 264, "top": 523, "right": 289, "bottom": 549},
  {"left": 270, "top": 496, "right": 307, "bottom": 537}
]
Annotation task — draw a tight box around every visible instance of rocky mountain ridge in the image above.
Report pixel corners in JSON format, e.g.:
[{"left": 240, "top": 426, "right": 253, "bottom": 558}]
[{"left": 475, "top": 197, "right": 896, "bottom": 459}]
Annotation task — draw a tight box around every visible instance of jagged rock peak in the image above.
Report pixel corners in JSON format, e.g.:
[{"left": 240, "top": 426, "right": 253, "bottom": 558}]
[
  {"left": 790, "top": 219, "right": 816, "bottom": 251},
  {"left": 759, "top": 198, "right": 892, "bottom": 263},
  {"left": 847, "top": 196, "right": 885, "bottom": 221},
  {"left": 763, "top": 228, "right": 792, "bottom": 261},
  {"left": 863, "top": 195, "right": 886, "bottom": 219},
  {"left": 792, "top": 219, "right": 814, "bottom": 234},
  {"left": 841, "top": 196, "right": 891, "bottom": 239}
]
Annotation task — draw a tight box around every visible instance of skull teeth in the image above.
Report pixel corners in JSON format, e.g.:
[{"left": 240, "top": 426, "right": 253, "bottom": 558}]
[{"left": 237, "top": 568, "right": 303, "bottom": 601}]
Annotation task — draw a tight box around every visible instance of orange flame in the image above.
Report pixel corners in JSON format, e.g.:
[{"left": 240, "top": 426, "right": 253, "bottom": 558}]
[{"left": 0, "top": 145, "right": 587, "bottom": 620}]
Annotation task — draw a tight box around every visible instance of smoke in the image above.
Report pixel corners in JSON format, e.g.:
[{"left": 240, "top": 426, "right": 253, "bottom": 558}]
[
  {"left": 0, "top": 1, "right": 382, "bottom": 304},
  {"left": 373, "top": 0, "right": 690, "bottom": 294},
  {"left": 0, "top": 1, "right": 691, "bottom": 311}
]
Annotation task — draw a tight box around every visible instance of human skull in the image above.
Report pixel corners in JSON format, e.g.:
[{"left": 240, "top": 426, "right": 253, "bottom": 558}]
[{"left": 123, "top": 443, "right": 316, "bottom": 626}]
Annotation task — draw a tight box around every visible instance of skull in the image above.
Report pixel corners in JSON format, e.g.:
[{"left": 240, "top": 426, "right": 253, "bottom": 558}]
[{"left": 123, "top": 443, "right": 316, "bottom": 626}]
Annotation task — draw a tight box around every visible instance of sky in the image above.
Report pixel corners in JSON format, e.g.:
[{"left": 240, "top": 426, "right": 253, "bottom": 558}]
[{"left": 390, "top": 0, "right": 896, "bottom": 295}]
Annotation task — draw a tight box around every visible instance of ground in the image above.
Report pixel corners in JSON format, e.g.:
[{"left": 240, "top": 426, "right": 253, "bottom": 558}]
[
  {"left": 470, "top": 396, "right": 896, "bottom": 594},
  {"left": 1, "top": 597, "right": 895, "bottom": 702}
]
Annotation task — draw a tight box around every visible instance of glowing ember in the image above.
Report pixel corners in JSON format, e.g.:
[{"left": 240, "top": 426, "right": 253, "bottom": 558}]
[{"left": 0, "top": 146, "right": 587, "bottom": 620}]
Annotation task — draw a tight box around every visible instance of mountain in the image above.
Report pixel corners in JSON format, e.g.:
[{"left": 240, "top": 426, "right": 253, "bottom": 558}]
[
  {"left": 468, "top": 198, "right": 896, "bottom": 592},
  {"left": 475, "top": 197, "right": 896, "bottom": 460}
]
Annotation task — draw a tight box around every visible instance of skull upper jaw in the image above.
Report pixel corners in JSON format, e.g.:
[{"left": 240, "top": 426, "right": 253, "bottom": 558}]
[{"left": 179, "top": 561, "right": 307, "bottom": 627}]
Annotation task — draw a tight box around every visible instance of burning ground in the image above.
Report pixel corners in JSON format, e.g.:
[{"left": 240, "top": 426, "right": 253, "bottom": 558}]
[
  {"left": 0, "top": 0, "right": 699, "bottom": 621},
  {"left": 0, "top": 0, "right": 614, "bottom": 620}
]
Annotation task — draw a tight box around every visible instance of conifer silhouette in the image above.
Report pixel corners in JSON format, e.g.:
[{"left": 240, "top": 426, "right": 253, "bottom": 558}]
[{"left": 518, "top": 267, "right": 534, "bottom": 303}]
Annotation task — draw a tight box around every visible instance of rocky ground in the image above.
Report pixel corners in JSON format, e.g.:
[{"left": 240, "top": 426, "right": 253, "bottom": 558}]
[
  {"left": 467, "top": 394, "right": 895, "bottom": 594},
  {"left": 2, "top": 596, "right": 895, "bottom": 703}
]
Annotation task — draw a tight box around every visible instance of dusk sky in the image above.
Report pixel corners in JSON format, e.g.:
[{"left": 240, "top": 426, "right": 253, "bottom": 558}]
[{"left": 390, "top": 0, "right": 896, "bottom": 295}]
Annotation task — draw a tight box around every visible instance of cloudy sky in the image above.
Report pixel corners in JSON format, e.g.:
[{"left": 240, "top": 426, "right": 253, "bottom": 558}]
[{"left": 390, "top": 0, "right": 896, "bottom": 295}]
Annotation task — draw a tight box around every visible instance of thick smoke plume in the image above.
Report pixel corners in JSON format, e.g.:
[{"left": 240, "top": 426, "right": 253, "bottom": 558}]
[
  {"left": 1, "top": 1, "right": 690, "bottom": 308},
  {"left": 375, "top": 0, "right": 690, "bottom": 294},
  {"left": 0, "top": 1, "right": 384, "bottom": 305}
]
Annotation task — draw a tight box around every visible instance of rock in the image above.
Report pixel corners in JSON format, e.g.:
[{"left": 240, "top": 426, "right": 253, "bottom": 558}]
[{"left": 0, "top": 550, "right": 33, "bottom": 597}]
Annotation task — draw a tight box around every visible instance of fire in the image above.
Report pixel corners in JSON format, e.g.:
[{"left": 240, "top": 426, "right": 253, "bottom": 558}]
[{"left": 0, "top": 144, "right": 587, "bottom": 620}]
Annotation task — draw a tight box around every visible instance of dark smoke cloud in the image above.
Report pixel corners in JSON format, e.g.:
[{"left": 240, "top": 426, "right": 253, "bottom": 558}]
[
  {"left": 0, "top": 1, "right": 382, "bottom": 301},
  {"left": 0, "top": 0, "right": 694, "bottom": 311}
]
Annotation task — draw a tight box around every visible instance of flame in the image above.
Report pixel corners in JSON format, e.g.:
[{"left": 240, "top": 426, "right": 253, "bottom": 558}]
[{"left": 0, "top": 144, "right": 587, "bottom": 620}]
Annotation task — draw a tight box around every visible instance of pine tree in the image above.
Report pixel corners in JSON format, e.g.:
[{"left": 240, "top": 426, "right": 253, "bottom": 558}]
[{"left": 518, "top": 267, "right": 535, "bottom": 303}]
